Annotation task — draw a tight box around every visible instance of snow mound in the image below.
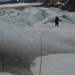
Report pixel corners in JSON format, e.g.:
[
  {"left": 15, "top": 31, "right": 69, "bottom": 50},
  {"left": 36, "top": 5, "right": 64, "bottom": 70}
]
[
  {"left": 0, "top": 14, "right": 11, "bottom": 23},
  {"left": 0, "top": 7, "right": 75, "bottom": 27},
  {"left": 0, "top": 20, "right": 75, "bottom": 57},
  {"left": 0, "top": 7, "right": 75, "bottom": 57},
  {"left": 38, "top": 7, "right": 75, "bottom": 24},
  {"left": 65, "top": 13, "right": 75, "bottom": 23},
  {"left": 9, "top": 7, "right": 48, "bottom": 26}
]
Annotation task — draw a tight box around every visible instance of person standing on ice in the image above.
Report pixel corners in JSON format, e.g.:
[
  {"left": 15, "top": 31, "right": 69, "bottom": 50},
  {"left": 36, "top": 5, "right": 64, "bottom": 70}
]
[{"left": 55, "top": 16, "right": 62, "bottom": 27}]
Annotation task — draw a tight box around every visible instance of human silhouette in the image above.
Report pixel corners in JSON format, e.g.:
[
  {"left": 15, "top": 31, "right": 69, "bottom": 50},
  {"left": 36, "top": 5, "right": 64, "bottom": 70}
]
[{"left": 55, "top": 16, "right": 62, "bottom": 27}]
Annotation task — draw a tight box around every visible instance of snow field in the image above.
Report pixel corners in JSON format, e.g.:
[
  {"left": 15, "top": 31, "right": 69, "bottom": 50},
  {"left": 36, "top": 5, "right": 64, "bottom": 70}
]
[
  {"left": 0, "top": 7, "right": 75, "bottom": 26},
  {"left": 0, "top": 72, "right": 15, "bottom": 75},
  {"left": 0, "top": 7, "right": 75, "bottom": 56},
  {"left": 31, "top": 54, "right": 75, "bottom": 75},
  {"left": 0, "top": 5, "right": 75, "bottom": 75}
]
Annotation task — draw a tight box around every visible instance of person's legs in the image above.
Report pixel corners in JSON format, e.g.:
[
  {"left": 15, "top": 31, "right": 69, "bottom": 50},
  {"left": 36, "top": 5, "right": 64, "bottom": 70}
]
[
  {"left": 55, "top": 24, "right": 58, "bottom": 27},
  {"left": 55, "top": 22, "right": 59, "bottom": 27}
]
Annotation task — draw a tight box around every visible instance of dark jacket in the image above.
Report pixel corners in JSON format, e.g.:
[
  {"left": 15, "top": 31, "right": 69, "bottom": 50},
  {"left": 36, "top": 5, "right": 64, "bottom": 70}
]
[{"left": 55, "top": 17, "right": 62, "bottom": 24}]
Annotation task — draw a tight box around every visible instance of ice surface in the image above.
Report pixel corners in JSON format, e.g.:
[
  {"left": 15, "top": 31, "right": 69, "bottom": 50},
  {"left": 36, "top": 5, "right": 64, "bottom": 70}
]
[
  {"left": 0, "top": 7, "right": 75, "bottom": 56},
  {"left": 0, "top": 4, "right": 75, "bottom": 75},
  {"left": 31, "top": 54, "right": 75, "bottom": 75}
]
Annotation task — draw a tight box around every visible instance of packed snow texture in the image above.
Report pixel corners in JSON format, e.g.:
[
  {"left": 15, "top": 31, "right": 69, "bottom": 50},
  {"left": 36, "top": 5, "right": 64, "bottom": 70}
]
[
  {"left": 31, "top": 54, "right": 75, "bottom": 75},
  {"left": 0, "top": 7, "right": 75, "bottom": 56},
  {"left": 0, "top": 4, "right": 75, "bottom": 75},
  {"left": 0, "top": 3, "right": 43, "bottom": 8},
  {"left": 0, "top": 72, "right": 15, "bottom": 75}
]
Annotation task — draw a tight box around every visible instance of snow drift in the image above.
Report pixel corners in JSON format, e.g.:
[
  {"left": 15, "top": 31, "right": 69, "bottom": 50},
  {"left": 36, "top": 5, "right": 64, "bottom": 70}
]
[
  {"left": 0, "top": 4, "right": 75, "bottom": 75},
  {"left": 0, "top": 21, "right": 75, "bottom": 56},
  {"left": 0, "top": 7, "right": 75, "bottom": 56},
  {"left": 31, "top": 54, "right": 75, "bottom": 75},
  {"left": 0, "top": 7, "right": 75, "bottom": 26}
]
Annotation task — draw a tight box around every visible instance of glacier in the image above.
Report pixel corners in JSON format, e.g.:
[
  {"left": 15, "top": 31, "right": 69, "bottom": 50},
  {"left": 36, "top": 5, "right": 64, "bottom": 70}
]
[{"left": 0, "top": 4, "right": 75, "bottom": 75}]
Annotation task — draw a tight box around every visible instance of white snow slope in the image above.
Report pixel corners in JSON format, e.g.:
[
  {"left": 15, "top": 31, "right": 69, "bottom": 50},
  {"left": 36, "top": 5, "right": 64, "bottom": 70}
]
[
  {"left": 31, "top": 54, "right": 75, "bottom": 75},
  {"left": 0, "top": 5, "right": 75, "bottom": 75},
  {"left": 0, "top": 7, "right": 75, "bottom": 56}
]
